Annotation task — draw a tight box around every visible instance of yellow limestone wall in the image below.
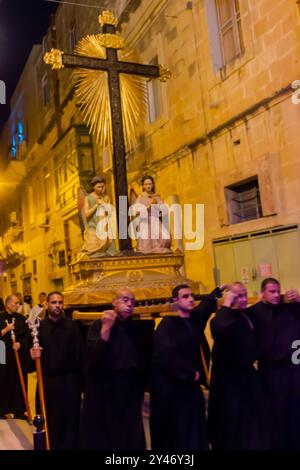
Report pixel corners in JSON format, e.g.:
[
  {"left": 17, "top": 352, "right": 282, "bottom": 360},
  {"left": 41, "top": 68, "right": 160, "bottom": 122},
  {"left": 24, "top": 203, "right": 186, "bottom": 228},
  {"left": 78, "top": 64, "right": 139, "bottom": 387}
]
[{"left": 1, "top": 0, "right": 300, "bottom": 299}]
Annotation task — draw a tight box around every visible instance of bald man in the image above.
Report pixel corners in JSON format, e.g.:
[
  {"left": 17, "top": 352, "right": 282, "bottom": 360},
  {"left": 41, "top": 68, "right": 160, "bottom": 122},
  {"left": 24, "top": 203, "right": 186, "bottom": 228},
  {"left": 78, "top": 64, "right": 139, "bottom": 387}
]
[
  {"left": 208, "top": 283, "right": 270, "bottom": 449},
  {"left": 248, "top": 278, "right": 300, "bottom": 449},
  {"left": 81, "top": 288, "right": 150, "bottom": 450},
  {"left": 0, "top": 295, "right": 28, "bottom": 419}
]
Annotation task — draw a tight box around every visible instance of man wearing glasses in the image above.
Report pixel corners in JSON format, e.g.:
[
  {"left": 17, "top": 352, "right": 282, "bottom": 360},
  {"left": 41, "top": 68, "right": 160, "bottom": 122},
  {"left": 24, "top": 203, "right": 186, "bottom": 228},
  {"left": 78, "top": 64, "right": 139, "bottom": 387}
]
[{"left": 81, "top": 288, "right": 150, "bottom": 450}]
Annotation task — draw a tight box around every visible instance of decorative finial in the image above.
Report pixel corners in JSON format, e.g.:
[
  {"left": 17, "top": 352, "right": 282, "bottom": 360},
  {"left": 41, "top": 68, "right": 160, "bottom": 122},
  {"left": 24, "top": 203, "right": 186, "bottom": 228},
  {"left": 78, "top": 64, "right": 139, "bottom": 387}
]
[
  {"left": 6, "top": 318, "right": 15, "bottom": 342},
  {"left": 158, "top": 65, "right": 172, "bottom": 82},
  {"left": 27, "top": 317, "right": 41, "bottom": 349},
  {"left": 44, "top": 48, "right": 64, "bottom": 70},
  {"left": 98, "top": 10, "right": 118, "bottom": 27}
]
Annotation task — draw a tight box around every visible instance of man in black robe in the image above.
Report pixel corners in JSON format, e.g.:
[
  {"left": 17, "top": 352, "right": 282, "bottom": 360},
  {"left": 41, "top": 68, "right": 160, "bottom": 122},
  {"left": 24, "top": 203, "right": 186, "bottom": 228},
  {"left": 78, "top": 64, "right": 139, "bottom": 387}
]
[
  {"left": 208, "top": 283, "right": 270, "bottom": 449},
  {"left": 150, "top": 284, "right": 223, "bottom": 451},
  {"left": 0, "top": 295, "right": 28, "bottom": 419},
  {"left": 248, "top": 277, "right": 300, "bottom": 450},
  {"left": 80, "top": 288, "right": 150, "bottom": 450},
  {"left": 30, "top": 291, "right": 84, "bottom": 450}
]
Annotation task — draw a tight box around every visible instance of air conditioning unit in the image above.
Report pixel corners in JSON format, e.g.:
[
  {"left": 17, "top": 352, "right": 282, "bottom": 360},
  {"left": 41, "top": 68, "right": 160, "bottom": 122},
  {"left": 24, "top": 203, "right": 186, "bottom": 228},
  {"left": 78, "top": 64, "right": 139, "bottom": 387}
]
[{"left": 102, "top": 147, "right": 113, "bottom": 173}]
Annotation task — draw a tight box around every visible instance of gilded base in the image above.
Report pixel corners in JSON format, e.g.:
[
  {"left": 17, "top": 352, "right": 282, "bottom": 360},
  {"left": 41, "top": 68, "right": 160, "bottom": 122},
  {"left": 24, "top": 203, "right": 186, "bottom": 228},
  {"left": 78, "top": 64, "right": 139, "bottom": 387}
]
[{"left": 64, "top": 252, "right": 198, "bottom": 308}]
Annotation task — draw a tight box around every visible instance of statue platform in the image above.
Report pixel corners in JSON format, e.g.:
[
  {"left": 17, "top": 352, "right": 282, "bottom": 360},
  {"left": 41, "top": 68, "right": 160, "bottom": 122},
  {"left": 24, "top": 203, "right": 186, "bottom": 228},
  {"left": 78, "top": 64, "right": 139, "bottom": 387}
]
[{"left": 64, "top": 252, "right": 198, "bottom": 310}]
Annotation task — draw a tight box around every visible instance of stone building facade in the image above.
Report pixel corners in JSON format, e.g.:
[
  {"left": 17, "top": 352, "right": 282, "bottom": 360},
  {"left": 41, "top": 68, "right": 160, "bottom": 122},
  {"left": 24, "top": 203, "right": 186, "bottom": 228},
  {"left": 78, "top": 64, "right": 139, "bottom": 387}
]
[{"left": 1, "top": 0, "right": 300, "bottom": 301}]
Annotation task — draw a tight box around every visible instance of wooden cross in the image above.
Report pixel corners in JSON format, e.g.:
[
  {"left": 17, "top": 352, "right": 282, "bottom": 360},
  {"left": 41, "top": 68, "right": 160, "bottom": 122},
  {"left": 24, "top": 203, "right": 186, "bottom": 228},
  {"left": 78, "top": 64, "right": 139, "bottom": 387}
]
[{"left": 44, "top": 10, "right": 171, "bottom": 252}]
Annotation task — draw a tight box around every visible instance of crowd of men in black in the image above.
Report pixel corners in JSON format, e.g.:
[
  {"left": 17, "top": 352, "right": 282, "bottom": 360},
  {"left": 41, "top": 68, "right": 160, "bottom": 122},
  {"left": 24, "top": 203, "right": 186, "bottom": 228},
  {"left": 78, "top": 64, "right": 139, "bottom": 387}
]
[{"left": 0, "top": 277, "right": 300, "bottom": 450}]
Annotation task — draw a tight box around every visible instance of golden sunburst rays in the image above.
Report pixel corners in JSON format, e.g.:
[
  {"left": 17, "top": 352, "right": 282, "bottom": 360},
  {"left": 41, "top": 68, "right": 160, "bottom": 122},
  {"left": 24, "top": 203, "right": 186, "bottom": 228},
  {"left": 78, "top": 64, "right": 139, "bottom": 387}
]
[
  {"left": 75, "top": 70, "right": 112, "bottom": 147},
  {"left": 73, "top": 35, "right": 148, "bottom": 151}
]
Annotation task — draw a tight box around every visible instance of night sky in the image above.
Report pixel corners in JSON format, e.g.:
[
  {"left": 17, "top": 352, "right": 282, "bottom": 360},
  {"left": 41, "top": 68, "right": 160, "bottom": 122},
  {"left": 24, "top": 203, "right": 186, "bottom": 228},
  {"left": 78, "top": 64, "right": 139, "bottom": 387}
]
[{"left": 0, "top": 0, "right": 58, "bottom": 129}]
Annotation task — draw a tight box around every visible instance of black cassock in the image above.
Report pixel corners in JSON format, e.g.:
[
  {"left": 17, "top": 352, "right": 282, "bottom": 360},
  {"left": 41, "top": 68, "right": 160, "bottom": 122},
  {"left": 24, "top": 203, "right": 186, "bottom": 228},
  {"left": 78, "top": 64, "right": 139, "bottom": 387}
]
[
  {"left": 80, "top": 317, "right": 151, "bottom": 450},
  {"left": 0, "top": 311, "right": 27, "bottom": 417},
  {"left": 248, "top": 301, "right": 300, "bottom": 450},
  {"left": 31, "top": 316, "right": 84, "bottom": 450},
  {"left": 150, "top": 291, "right": 220, "bottom": 451},
  {"left": 208, "top": 306, "right": 270, "bottom": 450}
]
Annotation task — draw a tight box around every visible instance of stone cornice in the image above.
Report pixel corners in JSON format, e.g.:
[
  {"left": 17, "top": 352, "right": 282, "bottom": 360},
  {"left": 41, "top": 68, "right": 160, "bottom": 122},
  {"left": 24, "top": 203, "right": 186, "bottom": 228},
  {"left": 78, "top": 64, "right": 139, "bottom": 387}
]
[{"left": 119, "top": 0, "right": 169, "bottom": 48}]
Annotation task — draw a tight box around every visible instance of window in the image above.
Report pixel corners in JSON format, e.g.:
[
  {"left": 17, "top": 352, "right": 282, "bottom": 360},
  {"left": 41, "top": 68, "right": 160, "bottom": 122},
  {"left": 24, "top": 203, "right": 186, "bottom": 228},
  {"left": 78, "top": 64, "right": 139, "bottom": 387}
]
[
  {"left": 58, "top": 250, "right": 66, "bottom": 267},
  {"left": 147, "top": 56, "right": 162, "bottom": 123},
  {"left": 79, "top": 148, "right": 93, "bottom": 172},
  {"left": 44, "top": 168, "right": 51, "bottom": 211},
  {"left": 8, "top": 122, "right": 27, "bottom": 161},
  {"left": 10, "top": 282, "right": 17, "bottom": 294},
  {"left": 57, "top": 163, "right": 67, "bottom": 186},
  {"left": 216, "top": 0, "right": 244, "bottom": 65},
  {"left": 225, "top": 176, "right": 262, "bottom": 224},
  {"left": 54, "top": 126, "right": 92, "bottom": 206},
  {"left": 42, "top": 73, "right": 50, "bottom": 106},
  {"left": 79, "top": 135, "right": 91, "bottom": 145},
  {"left": 70, "top": 23, "right": 77, "bottom": 52},
  {"left": 205, "top": 0, "right": 244, "bottom": 71},
  {"left": 17, "top": 121, "right": 24, "bottom": 144},
  {"left": 77, "top": 128, "right": 94, "bottom": 175},
  {"left": 53, "top": 278, "right": 64, "bottom": 291},
  {"left": 10, "top": 135, "right": 17, "bottom": 159},
  {"left": 32, "top": 260, "right": 37, "bottom": 276}
]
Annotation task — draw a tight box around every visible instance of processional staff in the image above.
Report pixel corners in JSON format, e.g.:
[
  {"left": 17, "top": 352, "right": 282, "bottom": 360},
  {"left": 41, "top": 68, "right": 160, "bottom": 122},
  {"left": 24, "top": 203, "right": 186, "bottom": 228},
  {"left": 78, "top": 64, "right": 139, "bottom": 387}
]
[
  {"left": 5, "top": 318, "right": 32, "bottom": 422},
  {"left": 200, "top": 345, "right": 210, "bottom": 388},
  {"left": 27, "top": 317, "right": 50, "bottom": 450}
]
